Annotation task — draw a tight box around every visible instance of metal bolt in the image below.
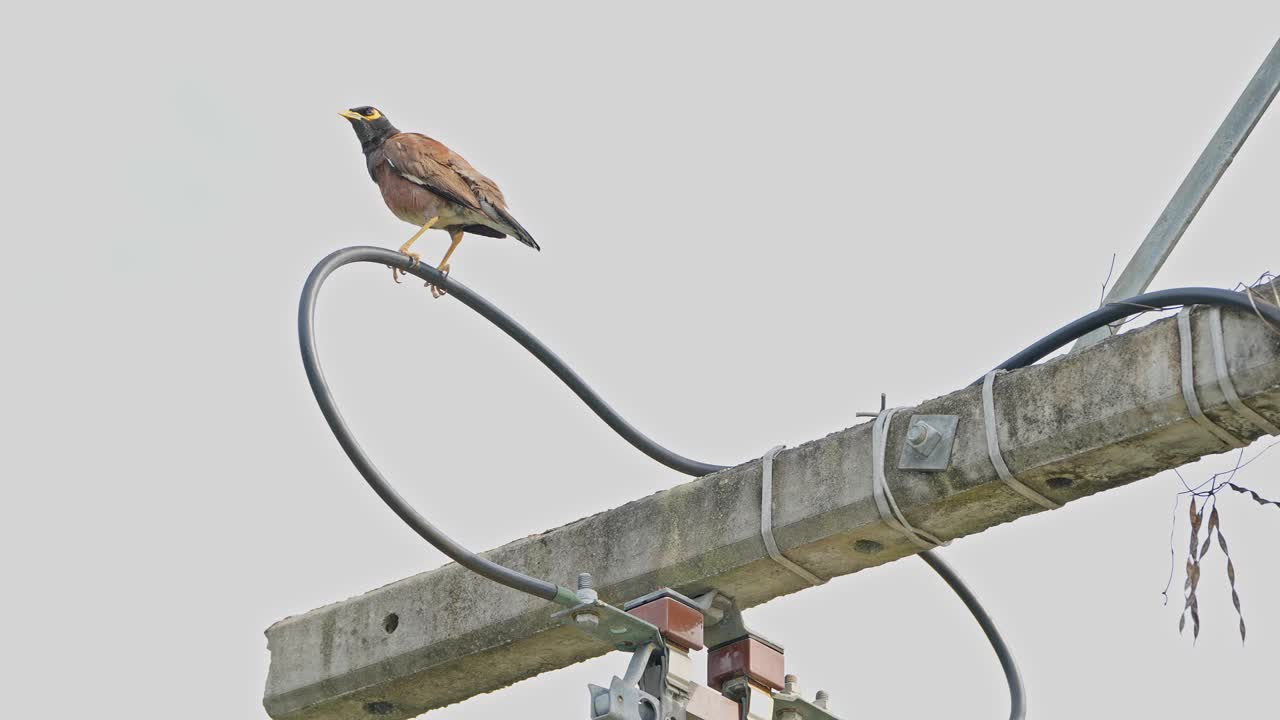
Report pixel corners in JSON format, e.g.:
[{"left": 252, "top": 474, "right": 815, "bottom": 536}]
[
  {"left": 784, "top": 674, "right": 799, "bottom": 695},
  {"left": 573, "top": 573, "right": 599, "bottom": 628},
  {"left": 907, "top": 423, "right": 928, "bottom": 447},
  {"left": 906, "top": 419, "right": 942, "bottom": 454},
  {"left": 814, "top": 690, "right": 829, "bottom": 709},
  {"left": 576, "top": 573, "right": 598, "bottom": 604}
]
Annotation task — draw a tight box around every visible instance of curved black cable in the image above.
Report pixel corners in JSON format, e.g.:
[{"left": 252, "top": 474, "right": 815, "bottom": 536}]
[
  {"left": 300, "top": 246, "right": 716, "bottom": 604},
  {"left": 982, "top": 286, "right": 1280, "bottom": 382},
  {"left": 920, "top": 549, "right": 1026, "bottom": 719},
  {"left": 301, "top": 248, "right": 564, "bottom": 603},
  {"left": 306, "top": 247, "right": 721, "bottom": 478},
  {"left": 300, "top": 245, "right": 1279, "bottom": 715}
]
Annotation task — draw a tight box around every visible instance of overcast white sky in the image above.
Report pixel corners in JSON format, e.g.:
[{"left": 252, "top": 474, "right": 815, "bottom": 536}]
[{"left": 3, "top": 2, "right": 1279, "bottom": 718}]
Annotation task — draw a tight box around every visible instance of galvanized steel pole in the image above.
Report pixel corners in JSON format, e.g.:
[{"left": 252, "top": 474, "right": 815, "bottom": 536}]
[{"left": 1074, "top": 38, "right": 1280, "bottom": 351}]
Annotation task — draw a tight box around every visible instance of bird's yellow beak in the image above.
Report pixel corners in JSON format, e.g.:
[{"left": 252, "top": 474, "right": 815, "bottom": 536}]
[{"left": 338, "top": 110, "right": 365, "bottom": 121}]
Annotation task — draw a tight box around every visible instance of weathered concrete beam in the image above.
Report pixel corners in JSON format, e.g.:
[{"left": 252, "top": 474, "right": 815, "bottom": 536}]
[{"left": 265, "top": 293, "right": 1280, "bottom": 720}]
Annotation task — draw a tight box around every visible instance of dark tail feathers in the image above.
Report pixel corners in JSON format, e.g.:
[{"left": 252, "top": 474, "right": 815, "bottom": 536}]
[{"left": 489, "top": 204, "right": 539, "bottom": 251}]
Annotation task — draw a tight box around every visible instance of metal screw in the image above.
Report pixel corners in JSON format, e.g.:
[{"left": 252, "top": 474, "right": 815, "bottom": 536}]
[
  {"left": 573, "top": 573, "right": 600, "bottom": 628},
  {"left": 576, "top": 573, "right": 598, "bottom": 604},
  {"left": 784, "top": 674, "right": 799, "bottom": 695},
  {"left": 814, "top": 690, "right": 829, "bottom": 709}
]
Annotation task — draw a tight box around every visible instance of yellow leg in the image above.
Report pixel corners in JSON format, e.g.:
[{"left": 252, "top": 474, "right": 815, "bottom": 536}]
[
  {"left": 438, "top": 231, "right": 463, "bottom": 270},
  {"left": 430, "top": 231, "right": 464, "bottom": 299},
  {"left": 392, "top": 216, "right": 439, "bottom": 283},
  {"left": 399, "top": 216, "right": 439, "bottom": 263}
]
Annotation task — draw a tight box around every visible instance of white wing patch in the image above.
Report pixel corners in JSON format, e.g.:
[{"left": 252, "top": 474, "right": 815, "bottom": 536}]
[{"left": 385, "top": 158, "right": 431, "bottom": 187}]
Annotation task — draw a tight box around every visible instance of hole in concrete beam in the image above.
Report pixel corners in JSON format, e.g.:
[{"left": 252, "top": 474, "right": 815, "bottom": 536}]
[
  {"left": 1047, "top": 477, "right": 1074, "bottom": 489},
  {"left": 364, "top": 701, "right": 394, "bottom": 715},
  {"left": 853, "top": 539, "right": 884, "bottom": 554},
  {"left": 383, "top": 613, "right": 399, "bottom": 634}
]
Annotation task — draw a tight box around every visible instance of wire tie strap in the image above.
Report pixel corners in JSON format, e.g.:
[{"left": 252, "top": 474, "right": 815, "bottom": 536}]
[
  {"left": 981, "top": 371, "right": 1061, "bottom": 511},
  {"left": 871, "top": 409, "right": 947, "bottom": 550},
  {"left": 1208, "top": 306, "right": 1280, "bottom": 436},
  {"left": 1178, "top": 307, "right": 1247, "bottom": 448},
  {"left": 760, "top": 445, "right": 826, "bottom": 586}
]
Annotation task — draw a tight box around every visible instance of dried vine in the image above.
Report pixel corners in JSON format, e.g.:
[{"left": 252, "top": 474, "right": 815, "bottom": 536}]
[{"left": 1165, "top": 442, "right": 1278, "bottom": 644}]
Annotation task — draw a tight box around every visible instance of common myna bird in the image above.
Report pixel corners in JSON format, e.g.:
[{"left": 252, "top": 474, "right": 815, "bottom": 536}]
[{"left": 340, "top": 106, "right": 539, "bottom": 297}]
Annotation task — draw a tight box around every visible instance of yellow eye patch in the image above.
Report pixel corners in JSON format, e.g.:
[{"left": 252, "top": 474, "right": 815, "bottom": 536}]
[{"left": 338, "top": 108, "right": 383, "bottom": 122}]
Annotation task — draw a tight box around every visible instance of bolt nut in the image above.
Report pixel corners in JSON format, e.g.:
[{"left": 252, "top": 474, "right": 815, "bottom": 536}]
[
  {"left": 814, "top": 690, "right": 829, "bottom": 709},
  {"left": 906, "top": 424, "right": 927, "bottom": 446},
  {"left": 906, "top": 420, "right": 943, "bottom": 455},
  {"left": 784, "top": 674, "right": 799, "bottom": 694}
]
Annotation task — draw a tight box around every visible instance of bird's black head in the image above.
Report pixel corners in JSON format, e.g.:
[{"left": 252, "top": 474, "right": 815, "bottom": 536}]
[{"left": 339, "top": 106, "right": 398, "bottom": 153}]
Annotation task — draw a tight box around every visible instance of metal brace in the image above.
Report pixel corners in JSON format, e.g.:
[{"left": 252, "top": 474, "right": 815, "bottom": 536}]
[
  {"left": 552, "top": 597, "right": 665, "bottom": 651},
  {"left": 556, "top": 574, "right": 684, "bottom": 720}
]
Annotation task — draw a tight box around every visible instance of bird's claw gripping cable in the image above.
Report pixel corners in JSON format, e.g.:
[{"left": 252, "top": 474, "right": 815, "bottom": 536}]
[{"left": 299, "top": 245, "right": 1280, "bottom": 720}]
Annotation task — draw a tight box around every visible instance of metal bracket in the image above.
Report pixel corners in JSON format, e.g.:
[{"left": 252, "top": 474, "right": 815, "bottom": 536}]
[
  {"left": 623, "top": 587, "right": 704, "bottom": 612},
  {"left": 772, "top": 692, "right": 841, "bottom": 720},
  {"left": 897, "top": 414, "right": 959, "bottom": 471},
  {"left": 587, "top": 643, "right": 666, "bottom": 720},
  {"left": 557, "top": 583, "right": 684, "bottom": 720},
  {"left": 553, "top": 599, "right": 664, "bottom": 651},
  {"left": 589, "top": 675, "right": 662, "bottom": 720},
  {"left": 695, "top": 590, "right": 750, "bottom": 649}
]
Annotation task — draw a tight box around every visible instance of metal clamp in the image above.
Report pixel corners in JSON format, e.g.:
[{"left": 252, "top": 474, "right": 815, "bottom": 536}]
[
  {"left": 559, "top": 575, "right": 681, "bottom": 720},
  {"left": 587, "top": 643, "right": 665, "bottom": 720}
]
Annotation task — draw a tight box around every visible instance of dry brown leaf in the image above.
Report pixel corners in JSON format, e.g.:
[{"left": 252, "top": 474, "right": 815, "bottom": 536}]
[
  {"left": 1180, "top": 499, "right": 1204, "bottom": 638},
  {"left": 1226, "top": 482, "right": 1280, "bottom": 509},
  {"left": 1215, "top": 511, "right": 1247, "bottom": 644}
]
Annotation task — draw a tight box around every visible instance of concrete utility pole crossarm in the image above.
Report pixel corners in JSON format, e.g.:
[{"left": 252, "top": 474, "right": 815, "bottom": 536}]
[{"left": 265, "top": 282, "right": 1280, "bottom": 720}]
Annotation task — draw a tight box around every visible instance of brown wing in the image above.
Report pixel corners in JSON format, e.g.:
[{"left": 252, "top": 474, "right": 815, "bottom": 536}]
[
  {"left": 381, "top": 132, "right": 538, "bottom": 250},
  {"left": 443, "top": 149, "right": 508, "bottom": 210},
  {"left": 380, "top": 133, "right": 507, "bottom": 213}
]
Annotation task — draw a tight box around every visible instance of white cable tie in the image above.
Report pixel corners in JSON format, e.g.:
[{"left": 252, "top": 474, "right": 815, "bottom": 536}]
[
  {"left": 760, "top": 445, "right": 826, "bottom": 586},
  {"left": 870, "top": 409, "right": 947, "bottom": 550},
  {"left": 1208, "top": 306, "right": 1280, "bottom": 436},
  {"left": 1178, "top": 307, "right": 1246, "bottom": 448},
  {"left": 981, "top": 371, "right": 1061, "bottom": 511}
]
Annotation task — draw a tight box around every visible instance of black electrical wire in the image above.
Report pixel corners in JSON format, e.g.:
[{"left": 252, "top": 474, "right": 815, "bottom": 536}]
[
  {"left": 920, "top": 549, "right": 1026, "bottom": 719},
  {"left": 983, "top": 286, "right": 1280, "bottom": 382},
  {"left": 300, "top": 245, "right": 1280, "bottom": 716}
]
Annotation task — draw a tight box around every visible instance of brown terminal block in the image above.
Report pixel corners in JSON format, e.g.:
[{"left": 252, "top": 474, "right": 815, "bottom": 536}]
[
  {"left": 626, "top": 596, "right": 705, "bottom": 651},
  {"left": 706, "top": 636, "right": 785, "bottom": 692}
]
